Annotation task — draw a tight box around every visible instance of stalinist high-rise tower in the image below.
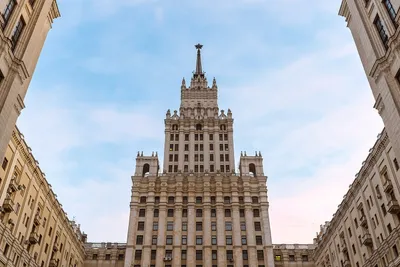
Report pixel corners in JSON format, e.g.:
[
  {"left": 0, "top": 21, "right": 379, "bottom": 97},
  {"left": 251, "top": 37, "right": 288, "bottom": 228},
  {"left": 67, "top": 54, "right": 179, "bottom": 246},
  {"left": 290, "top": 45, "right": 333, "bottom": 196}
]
[{"left": 124, "top": 45, "right": 275, "bottom": 267}]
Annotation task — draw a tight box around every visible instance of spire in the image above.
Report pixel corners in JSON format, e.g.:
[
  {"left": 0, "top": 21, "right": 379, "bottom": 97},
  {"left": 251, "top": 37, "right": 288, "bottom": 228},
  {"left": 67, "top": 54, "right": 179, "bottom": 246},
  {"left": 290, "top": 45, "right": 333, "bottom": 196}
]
[{"left": 195, "top": 43, "right": 203, "bottom": 75}]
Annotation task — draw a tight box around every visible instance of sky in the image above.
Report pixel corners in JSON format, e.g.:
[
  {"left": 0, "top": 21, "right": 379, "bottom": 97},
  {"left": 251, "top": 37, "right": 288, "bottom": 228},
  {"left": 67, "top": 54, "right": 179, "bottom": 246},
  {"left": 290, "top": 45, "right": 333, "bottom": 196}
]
[{"left": 16, "top": 0, "right": 384, "bottom": 244}]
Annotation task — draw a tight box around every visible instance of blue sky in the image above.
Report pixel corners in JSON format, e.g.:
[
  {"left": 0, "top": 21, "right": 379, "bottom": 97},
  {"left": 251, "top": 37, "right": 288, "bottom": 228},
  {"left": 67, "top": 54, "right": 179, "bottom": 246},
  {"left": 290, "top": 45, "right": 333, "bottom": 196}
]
[{"left": 17, "top": 0, "right": 384, "bottom": 243}]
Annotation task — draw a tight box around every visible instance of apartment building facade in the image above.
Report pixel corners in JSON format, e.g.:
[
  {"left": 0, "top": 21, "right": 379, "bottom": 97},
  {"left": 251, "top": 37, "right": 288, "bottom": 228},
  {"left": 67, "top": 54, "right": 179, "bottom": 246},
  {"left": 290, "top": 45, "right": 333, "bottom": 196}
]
[
  {"left": 0, "top": 0, "right": 60, "bottom": 160},
  {"left": 0, "top": 127, "right": 86, "bottom": 267}
]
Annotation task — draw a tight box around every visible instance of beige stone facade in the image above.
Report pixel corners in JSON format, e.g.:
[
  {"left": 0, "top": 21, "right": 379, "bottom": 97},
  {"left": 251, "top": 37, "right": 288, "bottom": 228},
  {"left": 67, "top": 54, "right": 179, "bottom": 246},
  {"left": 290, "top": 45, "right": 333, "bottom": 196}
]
[
  {"left": 123, "top": 45, "right": 275, "bottom": 267},
  {"left": 338, "top": 0, "right": 400, "bottom": 160},
  {"left": 272, "top": 244, "right": 315, "bottom": 267},
  {"left": 313, "top": 128, "right": 400, "bottom": 267},
  {"left": 0, "top": 0, "right": 60, "bottom": 160},
  {"left": 0, "top": 127, "right": 86, "bottom": 267},
  {"left": 84, "top": 243, "right": 125, "bottom": 267}
]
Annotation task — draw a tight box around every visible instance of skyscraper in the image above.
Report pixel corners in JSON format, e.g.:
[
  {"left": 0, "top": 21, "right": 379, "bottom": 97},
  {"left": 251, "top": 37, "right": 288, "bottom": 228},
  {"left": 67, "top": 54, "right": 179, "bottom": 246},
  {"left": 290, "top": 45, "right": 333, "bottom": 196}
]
[
  {"left": 0, "top": 0, "right": 60, "bottom": 159},
  {"left": 124, "top": 45, "right": 275, "bottom": 267}
]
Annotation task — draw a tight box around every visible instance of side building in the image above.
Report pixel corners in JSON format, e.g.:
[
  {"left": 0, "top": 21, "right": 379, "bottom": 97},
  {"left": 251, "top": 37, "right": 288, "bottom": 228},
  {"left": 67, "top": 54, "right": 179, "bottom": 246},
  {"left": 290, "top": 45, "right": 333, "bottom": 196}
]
[
  {"left": 83, "top": 243, "right": 315, "bottom": 267},
  {"left": 338, "top": 0, "right": 400, "bottom": 160},
  {"left": 0, "top": 0, "right": 60, "bottom": 159},
  {"left": 0, "top": 127, "right": 86, "bottom": 267},
  {"left": 313, "top": 128, "right": 400, "bottom": 267}
]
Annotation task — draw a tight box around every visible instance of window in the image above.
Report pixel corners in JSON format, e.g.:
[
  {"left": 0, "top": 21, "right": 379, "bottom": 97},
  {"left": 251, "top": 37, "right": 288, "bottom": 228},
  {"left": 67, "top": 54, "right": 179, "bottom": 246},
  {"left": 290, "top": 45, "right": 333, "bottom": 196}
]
[
  {"left": 195, "top": 154, "right": 199, "bottom": 161},
  {"left": 168, "top": 197, "right": 175, "bottom": 204},
  {"left": 242, "top": 236, "right": 247, "bottom": 245},
  {"left": 388, "top": 223, "right": 393, "bottom": 233},
  {"left": 154, "top": 209, "right": 159, "bottom": 217},
  {"left": 182, "top": 235, "right": 187, "bottom": 245},
  {"left": 174, "top": 154, "right": 178, "bottom": 162},
  {"left": 140, "top": 196, "right": 146, "bottom": 203},
  {"left": 153, "top": 222, "right": 158, "bottom": 230},
  {"left": 382, "top": 204, "right": 387, "bottom": 216},
  {"left": 1, "top": 158, "right": 8, "bottom": 170},
  {"left": 185, "top": 134, "right": 189, "bottom": 141},
  {"left": 195, "top": 165, "right": 199, "bottom": 172},
  {"left": 165, "top": 250, "right": 172, "bottom": 258},
  {"left": 151, "top": 250, "right": 157, "bottom": 260},
  {"left": 168, "top": 209, "right": 174, "bottom": 217},
  {"left": 226, "top": 165, "right": 230, "bottom": 172},
  {"left": 289, "top": 255, "right": 295, "bottom": 261},
  {"left": 275, "top": 255, "right": 282, "bottom": 261},
  {"left": 92, "top": 254, "right": 97, "bottom": 260},
  {"left": 195, "top": 144, "right": 199, "bottom": 151},
  {"left": 226, "top": 250, "right": 233, "bottom": 260},
  {"left": 225, "top": 154, "right": 229, "bottom": 161},
  {"left": 212, "top": 236, "right": 217, "bottom": 245},
  {"left": 211, "top": 209, "right": 216, "bottom": 217},
  {"left": 196, "top": 222, "right": 202, "bottom": 231},
  {"left": 155, "top": 197, "right": 160, "bottom": 204},
  {"left": 200, "top": 144, "right": 203, "bottom": 151},
  {"left": 393, "top": 245, "right": 399, "bottom": 258},
  {"left": 182, "top": 222, "right": 187, "bottom": 231},
  {"left": 241, "top": 222, "right": 246, "bottom": 231},
  {"left": 2, "top": 0, "right": 16, "bottom": 28},
  {"left": 175, "top": 134, "right": 179, "bottom": 141},
  {"left": 254, "top": 222, "right": 261, "bottom": 231},
  {"left": 243, "top": 250, "right": 248, "bottom": 260},
  {"left": 219, "top": 144, "right": 223, "bottom": 151},
  {"left": 226, "top": 236, "right": 232, "bottom": 245},
  {"left": 252, "top": 197, "right": 259, "bottom": 204},
  {"left": 139, "top": 209, "right": 146, "bottom": 217},
  {"left": 224, "top": 196, "right": 231, "bottom": 204},
  {"left": 167, "top": 222, "right": 173, "bottom": 231},
  {"left": 211, "top": 222, "right": 217, "bottom": 231},
  {"left": 152, "top": 236, "right": 157, "bottom": 245},
  {"left": 220, "top": 154, "right": 224, "bottom": 162},
  {"left": 348, "top": 227, "right": 352, "bottom": 237},
  {"left": 257, "top": 250, "right": 264, "bottom": 260},
  {"left": 200, "top": 154, "right": 204, "bottom": 162},
  {"left": 138, "top": 222, "right": 145, "bottom": 231},
  {"left": 184, "top": 165, "right": 188, "bottom": 172},
  {"left": 170, "top": 134, "right": 174, "bottom": 141},
  {"left": 170, "top": 144, "right": 173, "bottom": 151},
  {"left": 49, "top": 227, "right": 52, "bottom": 236},
  {"left": 196, "top": 236, "right": 203, "bottom": 245},
  {"left": 383, "top": 0, "right": 397, "bottom": 25},
  {"left": 134, "top": 250, "right": 142, "bottom": 260},
  {"left": 212, "top": 250, "right": 217, "bottom": 260},
  {"left": 166, "top": 235, "right": 173, "bottom": 245},
  {"left": 253, "top": 209, "right": 260, "bottom": 217},
  {"left": 182, "top": 250, "right": 187, "bottom": 260},
  {"left": 210, "top": 164, "right": 214, "bottom": 172},
  {"left": 209, "top": 144, "right": 214, "bottom": 151},
  {"left": 394, "top": 158, "right": 399, "bottom": 171},
  {"left": 256, "top": 236, "right": 263, "bottom": 245},
  {"left": 225, "top": 209, "right": 231, "bottom": 217},
  {"left": 239, "top": 197, "right": 244, "bottom": 204},
  {"left": 225, "top": 222, "right": 232, "bottom": 231},
  {"left": 183, "top": 196, "right": 188, "bottom": 204},
  {"left": 11, "top": 17, "right": 26, "bottom": 51},
  {"left": 352, "top": 244, "right": 356, "bottom": 254},
  {"left": 240, "top": 209, "right": 245, "bottom": 217},
  {"left": 184, "top": 154, "right": 189, "bottom": 161},
  {"left": 196, "top": 209, "right": 202, "bottom": 217},
  {"left": 185, "top": 144, "right": 189, "bottom": 151},
  {"left": 374, "top": 16, "right": 389, "bottom": 49},
  {"left": 302, "top": 255, "right": 308, "bottom": 262},
  {"left": 168, "top": 165, "right": 173, "bottom": 172},
  {"left": 225, "top": 144, "right": 228, "bottom": 151},
  {"left": 183, "top": 209, "right": 188, "bottom": 217},
  {"left": 196, "top": 197, "right": 202, "bottom": 204},
  {"left": 196, "top": 250, "right": 202, "bottom": 260},
  {"left": 220, "top": 165, "right": 224, "bottom": 172},
  {"left": 136, "top": 235, "right": 143, "bottom": 245}
]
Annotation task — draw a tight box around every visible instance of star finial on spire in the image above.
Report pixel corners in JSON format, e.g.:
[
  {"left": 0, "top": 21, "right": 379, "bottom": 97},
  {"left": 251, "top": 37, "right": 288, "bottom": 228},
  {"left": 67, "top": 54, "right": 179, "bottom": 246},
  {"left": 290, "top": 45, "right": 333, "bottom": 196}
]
[{"left": 195, "top": 43, "right": 203, "bottom": 75}]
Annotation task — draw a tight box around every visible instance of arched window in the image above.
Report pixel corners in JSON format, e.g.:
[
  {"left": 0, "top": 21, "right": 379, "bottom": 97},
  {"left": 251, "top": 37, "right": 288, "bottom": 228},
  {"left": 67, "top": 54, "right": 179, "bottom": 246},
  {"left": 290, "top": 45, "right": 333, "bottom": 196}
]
[
  {"left": 142, "top": 164, "right": 150, "bottom": 177},
  {"left": 220, "top": 124, "right": 226, "bottom": 131},
  {"left": 249, "top": 163, "right": 256, "bottom": 177},
  {"left": 196, "top": 124, "right": 202, "bottom": 131},
  {"left": 172, "top": 124, "right": 179, "bottom": 131}
]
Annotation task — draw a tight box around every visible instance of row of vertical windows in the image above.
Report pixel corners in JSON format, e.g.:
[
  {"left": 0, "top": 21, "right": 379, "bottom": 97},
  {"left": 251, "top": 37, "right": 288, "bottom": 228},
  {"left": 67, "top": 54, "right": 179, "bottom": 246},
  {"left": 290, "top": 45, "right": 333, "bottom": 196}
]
[
  {"left": 373, "top": 1, "right": 397, "bottom": 50},
  {"left": 139, "top": 196, "right": 259, "bottom": 204},
  {"left": 2, "top": 1, "right": 26, "bottom": 52},
  {"left": 138, "top": 208, "right": 261, "bottom": 217},
  {"left": 168, "top": 164, "right": 231, "bottom": 173},
  {"left": 133, "top": 249, "right": 264, "bottom": 261}
]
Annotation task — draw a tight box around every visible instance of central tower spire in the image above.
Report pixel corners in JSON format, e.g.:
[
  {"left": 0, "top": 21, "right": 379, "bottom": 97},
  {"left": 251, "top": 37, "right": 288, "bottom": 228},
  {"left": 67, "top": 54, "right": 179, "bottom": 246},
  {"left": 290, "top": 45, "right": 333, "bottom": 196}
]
[{"left": 195, "top": 43, "right": 203, "bottom": 76}]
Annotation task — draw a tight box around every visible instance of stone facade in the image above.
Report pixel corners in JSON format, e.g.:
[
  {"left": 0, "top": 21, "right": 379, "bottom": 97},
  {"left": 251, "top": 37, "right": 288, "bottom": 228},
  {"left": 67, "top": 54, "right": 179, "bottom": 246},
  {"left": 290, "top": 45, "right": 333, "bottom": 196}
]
[
  {"left": 0, "top": 0, "right": 60, "bottom": 160},
  {"left": 123, "top": 45, "right": 275, "bottom": 267},
  {"left": 272, "top": 244, "right": 315, "bottom": 267},
  {"left": 313, "top": 129, "right": 400, "bottom": 267},
  {"left": 339, "top": 0, "right": 400, "bottom": 160},
  {"left": 0, "top": 127, "right": 86, "bottom": 267}
]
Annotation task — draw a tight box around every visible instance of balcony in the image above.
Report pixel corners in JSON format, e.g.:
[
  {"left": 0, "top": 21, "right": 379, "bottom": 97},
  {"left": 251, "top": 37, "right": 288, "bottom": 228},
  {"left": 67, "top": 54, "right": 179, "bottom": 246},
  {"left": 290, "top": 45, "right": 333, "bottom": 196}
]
[
  {"left": 49, "top": 259, "right": 57, "bottom": 267},
  {"left": 34, "top": 213, "right": 41, "bottom": 226},
  {"left": 360, "top": 215, "right": 368, "bottom": 228},
  {"left": 343, "top": 260, "right": 351, "bottom": 267},
  {"left": 8, "top": 179, "right": 18, "bottom": 193},
  {"left": 361, "top": 233, "right": 373, "bottom": 246},
  {"left": 388, "top": 200, "right": 400, "bottom": 214},
  {"left": 2, "top": 197, "right": 14, "bottom": 213},
  {"left": 384, "top": 179, "right": 393, "bottom": 193},
  {"left": 29, "top": 232, "right": 39, "bottom": 244},
  {"left": 341, "top": 242, "right": 348, "bottom": 253}
]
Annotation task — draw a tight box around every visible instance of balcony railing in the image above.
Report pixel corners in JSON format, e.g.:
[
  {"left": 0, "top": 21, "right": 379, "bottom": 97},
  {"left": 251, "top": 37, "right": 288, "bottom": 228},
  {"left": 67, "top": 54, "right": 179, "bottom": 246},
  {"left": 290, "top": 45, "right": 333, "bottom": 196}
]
[
  {"left": 384, "top": 179, "right": 393, "bottom": 193},
  {"left": 34, "top": 213, "right": 41, "bottom": 226},
  {"left": 29, "top": 232, "right": 39, "bottom": 244},
  {"left": 388, "top": 200, "right": 400, "bottom": 214},
  {"left": 341, "top": 242, "right": 348, "bottom": 253},
  {"left": 8, "top": 179, "right": 18, "bottom": 193},
  {"left": 343, "top": 260, "right": 351, "bottom": 267},
  {"left": 2, "top": 198, "right": 14, "bottom": 213},
  {"left": 360, "top": 215, "right": 368, "bottom": 228},
  {"left": 49, "top": 259, "right": 56, "bottom": 267},
  {"left": 361, "top": 233, "right": 373, "bottom": 246}
]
